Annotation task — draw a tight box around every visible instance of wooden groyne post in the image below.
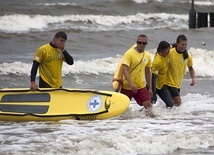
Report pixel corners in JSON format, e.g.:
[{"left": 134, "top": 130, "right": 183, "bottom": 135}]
[{"left": 189, "top": 0, "right": 214, "bottom": 28}]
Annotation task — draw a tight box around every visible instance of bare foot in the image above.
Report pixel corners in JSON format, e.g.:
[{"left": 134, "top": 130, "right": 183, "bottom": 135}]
[{"left": 145, "top": 109, "right": 155, "bottom": 118}]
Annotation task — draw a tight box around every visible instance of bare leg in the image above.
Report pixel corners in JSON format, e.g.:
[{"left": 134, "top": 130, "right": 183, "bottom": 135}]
[
  {"left": 173, "top": 96, "right": 181, "bottom": 106},
  {"left": 143, "top": 101, "right": 155, "bottom": 117}
]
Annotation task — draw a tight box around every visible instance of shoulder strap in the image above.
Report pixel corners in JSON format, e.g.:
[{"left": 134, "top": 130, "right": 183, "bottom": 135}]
[{"left": 129, "top": 52, "right": 145, "bottom": 74}]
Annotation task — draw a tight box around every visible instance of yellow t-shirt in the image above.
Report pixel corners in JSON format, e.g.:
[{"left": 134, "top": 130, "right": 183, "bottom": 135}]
[
  {"left": 33, "top": 43, "right": 64, "bottom": 88},
  {"left": 165, "top": 48, "right": 193, "bottom": 88},
  {"left": 152, "top": 53, "right": 169, "bottom": 89},
  {"left": 122, "top": 47, "right": 152, "bottom": 90}
]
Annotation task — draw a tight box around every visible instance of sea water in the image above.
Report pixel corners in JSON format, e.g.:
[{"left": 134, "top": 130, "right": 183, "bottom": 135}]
[{"left": 0, "top": 0, "right": 214, "bottom": 154}]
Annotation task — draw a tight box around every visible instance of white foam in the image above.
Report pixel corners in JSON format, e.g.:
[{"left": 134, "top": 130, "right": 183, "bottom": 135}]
[
  {"left": 0, "top": 93, "right": 213, "bottom": 155},
  {"left": 37, "top": 2, "right": 77, "bottom": 6},
  {"left": 0, "top": 48, "right": 214, "bottom": 77},
  {"left": 189, "top": 48, "right": 214, "bottom": 77},
  {"left": 194, "top": 1, "right": 214, "bottom": 6},
  {"left": 0, "top": 13, "right": 188, "bottom": 33}
]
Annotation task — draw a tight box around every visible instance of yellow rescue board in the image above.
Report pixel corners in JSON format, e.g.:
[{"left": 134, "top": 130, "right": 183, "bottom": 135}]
[{"left": 0, "top": 88, "right": 130, "bottom": 122}]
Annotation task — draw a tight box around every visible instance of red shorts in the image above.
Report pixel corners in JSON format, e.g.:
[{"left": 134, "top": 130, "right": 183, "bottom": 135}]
[{"left": 121, "top": 87, "right": 151, "bottom": 106}]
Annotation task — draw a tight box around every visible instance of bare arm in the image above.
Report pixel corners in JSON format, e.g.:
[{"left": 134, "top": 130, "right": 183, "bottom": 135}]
[
  {"left": 122, "top": 64, "right": 138, "bottom": 93},
  {"left": 188, "top": 66, "right": 195, "bottom": 86}
]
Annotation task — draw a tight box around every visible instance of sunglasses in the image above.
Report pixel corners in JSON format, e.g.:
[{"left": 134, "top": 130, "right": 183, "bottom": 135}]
[{"left": 137, "top": 41, "right": 148, "bottom": 45}]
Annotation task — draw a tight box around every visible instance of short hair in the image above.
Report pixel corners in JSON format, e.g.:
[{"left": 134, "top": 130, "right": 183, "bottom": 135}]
[
  {"left": 54, "top": 31, "right": 67, "bottom": 40},
  {"left": 157, "top": 41, "right": 170, "bottom": 53},
  {"left": 176, "top": 34, "right": 187, "bottom": 44},
  {"left": 138, "top": 34, "right": 147, "bottom": 39}
]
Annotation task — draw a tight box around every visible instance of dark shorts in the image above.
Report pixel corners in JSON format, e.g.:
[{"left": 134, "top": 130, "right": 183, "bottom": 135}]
[
  {"left": 156, "top": 85, "right": 173, "bottom": 107},
  {"left": 39, "top": 77, "right": 62, "bottom": 88},
  {"left": 39, "top": 77, "right": 52, "bottom": 88},
  {"left": 166, "top": 86, "right": 180, "bottom": 98},
  {"left": 121, "top": 87, "right": 150, "bottom": 106}
]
